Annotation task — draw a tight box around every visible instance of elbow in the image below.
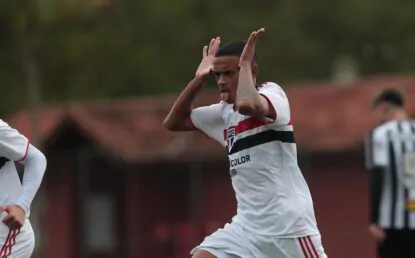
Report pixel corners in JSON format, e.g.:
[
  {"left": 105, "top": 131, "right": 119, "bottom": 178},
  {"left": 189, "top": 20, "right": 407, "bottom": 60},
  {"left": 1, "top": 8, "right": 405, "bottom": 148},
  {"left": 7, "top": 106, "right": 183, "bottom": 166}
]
[
  {"left": 163, "top": 117, "right": 180, "bottom": 131},
  {"left": 40, "top": 152, "right": 47, "bottom": 171},
  {"left": 36, "top": 151, "right": 48, "bottom": 176},
  {"left": 235, "top": 99, "right": 264, "bottom": 116},
  {"left": 163, "top": 117, "right": 175, "bottom": 131}
]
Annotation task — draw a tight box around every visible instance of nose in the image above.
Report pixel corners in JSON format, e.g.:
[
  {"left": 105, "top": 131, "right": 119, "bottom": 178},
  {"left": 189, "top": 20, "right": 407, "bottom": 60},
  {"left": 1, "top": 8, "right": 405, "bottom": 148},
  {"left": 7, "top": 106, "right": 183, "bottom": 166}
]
[{"left": 217, "top": 74, "right": 228, "bottom": 86}]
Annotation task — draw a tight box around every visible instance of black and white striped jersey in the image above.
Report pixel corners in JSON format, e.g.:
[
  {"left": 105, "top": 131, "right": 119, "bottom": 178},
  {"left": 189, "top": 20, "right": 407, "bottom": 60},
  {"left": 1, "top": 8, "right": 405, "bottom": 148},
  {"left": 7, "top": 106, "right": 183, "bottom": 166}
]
[{"left": 365, "top": 119, "right": 415, "bottom": 230}]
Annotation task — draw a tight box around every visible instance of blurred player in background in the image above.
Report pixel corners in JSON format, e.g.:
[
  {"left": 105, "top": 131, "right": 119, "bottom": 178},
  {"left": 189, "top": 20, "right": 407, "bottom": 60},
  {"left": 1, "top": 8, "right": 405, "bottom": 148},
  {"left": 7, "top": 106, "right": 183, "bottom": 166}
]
[
  {"left": 164, "top": 28, "right": 327, "bottom": 258},
  {"left": 365, "top": 89, "right": 415, "bottom": 258},
  {"left": 0, "top": 120, "right": 47, "bottom": 257}
]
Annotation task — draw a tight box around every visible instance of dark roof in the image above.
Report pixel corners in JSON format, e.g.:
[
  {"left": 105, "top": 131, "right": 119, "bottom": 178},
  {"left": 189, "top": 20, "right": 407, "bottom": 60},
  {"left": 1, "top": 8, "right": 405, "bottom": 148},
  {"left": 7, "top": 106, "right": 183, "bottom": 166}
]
[{"left": 6, "top": 73, "right": 415, "bottom": 162}]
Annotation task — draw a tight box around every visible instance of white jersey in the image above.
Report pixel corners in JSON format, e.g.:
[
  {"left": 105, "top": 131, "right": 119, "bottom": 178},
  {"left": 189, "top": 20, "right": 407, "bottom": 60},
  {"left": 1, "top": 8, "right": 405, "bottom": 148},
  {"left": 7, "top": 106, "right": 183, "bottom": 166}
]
[
  {"left": 0, "top": 120, "right": 29, "bottom": 211},
  {"left": 190, "top": 82, "right": 319, "bottom": 237}
]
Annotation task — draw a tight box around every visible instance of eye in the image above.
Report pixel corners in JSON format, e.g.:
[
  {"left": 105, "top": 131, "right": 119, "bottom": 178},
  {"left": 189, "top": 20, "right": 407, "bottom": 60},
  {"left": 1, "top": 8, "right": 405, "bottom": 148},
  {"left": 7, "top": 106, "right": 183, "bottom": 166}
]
[{"left": 223, "top": 70, "right": 232, "bottom": 76}]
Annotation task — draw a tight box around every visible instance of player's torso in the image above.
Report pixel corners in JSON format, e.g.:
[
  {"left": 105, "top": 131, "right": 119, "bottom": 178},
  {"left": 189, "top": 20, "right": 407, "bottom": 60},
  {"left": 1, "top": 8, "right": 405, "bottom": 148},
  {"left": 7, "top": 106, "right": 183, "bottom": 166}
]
[
  {"left": 376, "top": 119, "right": 415, "bottom": 181},
  {"left": 221, "top": 105, "right": 318, "bottom": 237},
  {"left": 223, "top": 104, "right": 296, "bottom": 185}
]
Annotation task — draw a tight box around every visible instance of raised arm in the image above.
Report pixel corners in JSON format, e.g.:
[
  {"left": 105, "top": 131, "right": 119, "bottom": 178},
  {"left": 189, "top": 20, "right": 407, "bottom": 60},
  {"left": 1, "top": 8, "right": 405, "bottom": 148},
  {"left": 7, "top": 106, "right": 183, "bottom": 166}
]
[
  {"left": 164, "top": 37, "right": 221, "bottom": 131},
  {"left": 163, "top": 76, "right": 206, "bottom": 131},
  {"left": 235, "top": 28, "right": 276, "bottom": 119}
]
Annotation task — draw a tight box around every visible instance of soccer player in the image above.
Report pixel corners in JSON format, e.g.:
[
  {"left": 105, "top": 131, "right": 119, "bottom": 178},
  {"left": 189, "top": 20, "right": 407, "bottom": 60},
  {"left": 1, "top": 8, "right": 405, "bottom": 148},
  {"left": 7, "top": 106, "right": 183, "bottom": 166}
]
[
  {"left": 164, "top": 28, "right": 327, "bottom": 258},
  {"left": 365, "top": 89, "right": 415, "bottom": 258},
  {"left": 0, "top": 120, "right": 47, "bottom": 257}
]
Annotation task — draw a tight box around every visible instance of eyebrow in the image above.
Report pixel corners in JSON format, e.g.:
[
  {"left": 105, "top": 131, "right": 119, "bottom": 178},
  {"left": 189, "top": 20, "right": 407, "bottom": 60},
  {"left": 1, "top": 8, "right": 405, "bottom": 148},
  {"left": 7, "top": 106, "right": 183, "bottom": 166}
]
[{"left": 212, "top": 67, "right": 240, "bottom": 72}]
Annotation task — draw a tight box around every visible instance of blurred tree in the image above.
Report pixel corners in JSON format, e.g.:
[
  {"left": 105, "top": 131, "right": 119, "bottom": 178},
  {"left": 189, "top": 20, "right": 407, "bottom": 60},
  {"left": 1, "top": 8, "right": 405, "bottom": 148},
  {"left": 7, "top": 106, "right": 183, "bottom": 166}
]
[{"left": 1, "top": 0, "right": 415, "bottom": 115}]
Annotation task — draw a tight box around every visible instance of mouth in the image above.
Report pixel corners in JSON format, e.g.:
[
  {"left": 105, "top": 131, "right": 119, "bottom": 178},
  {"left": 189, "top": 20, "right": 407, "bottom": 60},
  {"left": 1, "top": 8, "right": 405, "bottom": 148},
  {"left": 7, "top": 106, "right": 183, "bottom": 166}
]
[{"left": 220, "top": 89, "right": 230, "bottom": 93}]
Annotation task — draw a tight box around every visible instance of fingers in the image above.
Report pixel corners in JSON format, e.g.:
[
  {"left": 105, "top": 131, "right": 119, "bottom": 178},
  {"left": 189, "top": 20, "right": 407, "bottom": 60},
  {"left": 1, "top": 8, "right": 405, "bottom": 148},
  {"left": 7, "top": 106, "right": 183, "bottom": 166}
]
[
  {"left": 202, "top": 45, "right": 208, "bottom": 58},
  {"left": 247, "top": 28, "right": 265, "bottom": 45},
  {"left": 254, "top": 28, "right": 265, "bottom": 40},
  {"left": 0, "top": 205, "right": 9, "bottom": 214},
  {"left": 2, "top": 213, "right": 23, "bottom": 230},
  {"left": 207, "top": 37, "right": 220, "bottom": 56},
  {"left": 208, "top": 38, "right": 216, "bottom": 55},
  {"left": 212, "top": 37, "right": 221, "bottom": 55},
  {"left": 2, "top": 214, "right": 14, "bottom": 225},
  {"left": 10, "top": 220, "right": 23, "bottom": 230}
]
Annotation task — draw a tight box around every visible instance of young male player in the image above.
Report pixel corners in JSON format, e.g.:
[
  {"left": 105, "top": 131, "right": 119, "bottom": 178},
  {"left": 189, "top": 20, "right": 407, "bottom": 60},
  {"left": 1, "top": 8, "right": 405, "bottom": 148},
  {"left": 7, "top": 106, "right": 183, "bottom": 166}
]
[
  {"left": 164, "top": 28, "right": 327, "bottom": 258},
  {"left": 0, "top": 120, "right": 47, "bottom": 257},
  {"left": 365, "top": 89, "right": 415, "bottom": 258}
]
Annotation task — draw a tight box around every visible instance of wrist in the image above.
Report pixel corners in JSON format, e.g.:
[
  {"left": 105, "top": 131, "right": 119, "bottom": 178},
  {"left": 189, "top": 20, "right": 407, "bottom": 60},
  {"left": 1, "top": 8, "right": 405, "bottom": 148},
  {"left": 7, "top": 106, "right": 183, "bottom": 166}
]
[
  {"left": 194, "top": 74, "right": 208, "bottom": 83},
  {"left": 14, "top": 201, "right": 29, "bottom": 214},
  {"left": 239, "top": 61, "right": 252, "bottom": 68},
  {"left": 191, "top": 76, "right": 207, "bottom": 90}
]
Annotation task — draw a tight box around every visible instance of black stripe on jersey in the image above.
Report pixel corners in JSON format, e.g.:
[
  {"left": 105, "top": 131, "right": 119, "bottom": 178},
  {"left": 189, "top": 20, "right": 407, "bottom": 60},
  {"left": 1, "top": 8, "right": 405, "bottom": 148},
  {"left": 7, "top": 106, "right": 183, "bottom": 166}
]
[
  {"left": 0, "top": 157, "right": 9, "bottom": 169},
  {"left": 366, "top": 130, "right": 375, "bottom": 169},
  {"left": 411, "top": 123, "right": 415, "bottom": 150},
  {"left": 227, "top": 130, "right": 295, "bottom": 155},
  {"left": 397, "top": 121, "right": 410, "bottom": 228},
  {"left": 388, "top": 130, "right": 398, "bottom": 228}
]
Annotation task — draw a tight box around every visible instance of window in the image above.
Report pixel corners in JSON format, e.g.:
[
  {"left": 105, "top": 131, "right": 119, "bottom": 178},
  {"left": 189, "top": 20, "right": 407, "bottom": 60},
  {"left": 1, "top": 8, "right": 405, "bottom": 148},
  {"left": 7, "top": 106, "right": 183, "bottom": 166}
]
[{"left": 86, "top": 194, "right": 117, "bottom": 252}]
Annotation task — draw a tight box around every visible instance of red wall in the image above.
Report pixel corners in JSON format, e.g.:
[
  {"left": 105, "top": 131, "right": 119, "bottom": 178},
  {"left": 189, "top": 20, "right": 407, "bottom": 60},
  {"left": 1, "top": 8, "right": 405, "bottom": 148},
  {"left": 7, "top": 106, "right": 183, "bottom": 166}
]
[
  {"left": 133, "top": 164, "right": 190, "bottom": 258},
  {"left": 309, "top": 153, "right": 376, "bottom": 258},
  {"left": 43, "top": 158, "right": 77, "bottom": 258},
  {"left": 43, "top": 153, "right": 377, "bottom": 258}
]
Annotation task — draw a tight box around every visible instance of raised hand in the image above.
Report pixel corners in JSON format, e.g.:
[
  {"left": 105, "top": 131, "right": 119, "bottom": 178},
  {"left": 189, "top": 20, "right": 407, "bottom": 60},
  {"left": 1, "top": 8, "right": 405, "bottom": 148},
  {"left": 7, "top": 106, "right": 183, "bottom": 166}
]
[
  {"left": 195, "top": 37, "right": 221, "bottom": 79},
  {"left": 240, "top": 28, "right": 265, "bottom": 65}
]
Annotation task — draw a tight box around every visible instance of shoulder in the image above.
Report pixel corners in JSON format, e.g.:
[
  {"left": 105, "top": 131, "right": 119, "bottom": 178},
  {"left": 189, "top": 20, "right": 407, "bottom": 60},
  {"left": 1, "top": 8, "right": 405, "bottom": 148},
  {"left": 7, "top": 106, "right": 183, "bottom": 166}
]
[
  {"left": 198, "top": 101, "right": 226, "bottom": 110},
  {"left": 0, "top": 120, "right": 26, "bottom": 139},
  {"left": 370, "top": 121, "right": 395, "bottom": 140},
  {"left": 213, "top": 101, "right": 229, "bottom": 112},
  {"left": 0, "top": 120, "right": 14, "bottom": 131},
  {"left": 257, "top": 81, "right": 282, "bottom": 90},
  {"left": 257, "top": 82, "right": 287, "bottom": 95}
]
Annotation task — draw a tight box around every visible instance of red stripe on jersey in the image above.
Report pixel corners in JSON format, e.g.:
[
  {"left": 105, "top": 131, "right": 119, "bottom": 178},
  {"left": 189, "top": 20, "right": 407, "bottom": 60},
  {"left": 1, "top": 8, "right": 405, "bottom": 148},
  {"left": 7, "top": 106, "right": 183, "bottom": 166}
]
[
  {"left": 256, "top": 82, "right": 270, "bottom": 90},
  {"left": 224, "top": 117, "right": 271, "bottom": 140},
  {"left": 17, "top": 140, "right": 30, "bottom": 162},
  {"left": 259, "top": 93, "right": 277, "bottom": 121}
]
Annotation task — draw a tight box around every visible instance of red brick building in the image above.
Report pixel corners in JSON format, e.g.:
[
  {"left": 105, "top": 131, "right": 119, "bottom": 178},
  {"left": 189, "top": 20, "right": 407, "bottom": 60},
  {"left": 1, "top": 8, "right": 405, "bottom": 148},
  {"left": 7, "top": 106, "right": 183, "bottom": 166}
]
[{"left": 6, "top": 74, "right": 415, "bottom": 258}]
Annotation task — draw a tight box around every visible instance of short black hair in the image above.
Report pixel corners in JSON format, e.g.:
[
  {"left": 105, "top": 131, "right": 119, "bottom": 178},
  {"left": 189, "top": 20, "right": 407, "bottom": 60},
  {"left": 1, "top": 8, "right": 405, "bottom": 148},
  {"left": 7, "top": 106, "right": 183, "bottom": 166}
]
[
  {"left": 216, "top": 40, "right": 258, "bottom": 62},
  {"left": 372, "top": 88, "right": 405, "bottom": 108}
]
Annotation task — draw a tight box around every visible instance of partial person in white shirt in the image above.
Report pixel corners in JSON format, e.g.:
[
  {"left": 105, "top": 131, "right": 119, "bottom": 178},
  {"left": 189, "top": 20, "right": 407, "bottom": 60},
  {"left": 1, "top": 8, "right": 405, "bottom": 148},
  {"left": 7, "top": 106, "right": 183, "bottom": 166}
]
[
  {"left": 164, "top": 29, "right": 327, "bottom": 258},
  {"left": 0, "top": 120, "right": 47, "bottom": 258}
]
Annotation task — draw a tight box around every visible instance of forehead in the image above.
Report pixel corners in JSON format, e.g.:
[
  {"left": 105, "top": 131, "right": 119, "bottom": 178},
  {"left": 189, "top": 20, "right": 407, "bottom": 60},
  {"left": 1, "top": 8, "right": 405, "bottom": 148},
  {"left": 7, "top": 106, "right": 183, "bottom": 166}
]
[{"left": 212, "top": 56, "right": 240, "bottom": 71}]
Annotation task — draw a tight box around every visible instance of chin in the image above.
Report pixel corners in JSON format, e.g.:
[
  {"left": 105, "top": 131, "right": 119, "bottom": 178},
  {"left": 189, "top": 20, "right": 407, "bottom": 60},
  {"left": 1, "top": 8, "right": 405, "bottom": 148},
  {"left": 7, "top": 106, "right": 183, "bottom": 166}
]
[{"left": 220, "top": 93, "right": 235, "bottom": 104}]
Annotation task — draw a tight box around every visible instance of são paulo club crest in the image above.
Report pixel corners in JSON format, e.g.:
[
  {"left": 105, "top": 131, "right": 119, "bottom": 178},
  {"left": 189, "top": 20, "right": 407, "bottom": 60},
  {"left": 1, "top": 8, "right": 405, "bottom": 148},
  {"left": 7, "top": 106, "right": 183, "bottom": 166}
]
[{"left": 226, "top": 128, "right": 236, "bottom": 150}]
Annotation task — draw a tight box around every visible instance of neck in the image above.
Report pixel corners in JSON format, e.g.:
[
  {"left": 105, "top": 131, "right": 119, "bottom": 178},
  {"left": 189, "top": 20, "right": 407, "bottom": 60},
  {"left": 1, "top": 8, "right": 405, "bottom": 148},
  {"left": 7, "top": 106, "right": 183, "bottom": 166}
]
[{"left": 390, "top": 109, "right": 408, "bottom": 120}]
